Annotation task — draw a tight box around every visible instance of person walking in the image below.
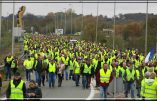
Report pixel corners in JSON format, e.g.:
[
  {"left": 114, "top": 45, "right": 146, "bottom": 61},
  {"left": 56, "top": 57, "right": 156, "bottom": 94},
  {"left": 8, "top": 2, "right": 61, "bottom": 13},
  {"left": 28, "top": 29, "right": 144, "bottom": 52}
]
[
  {"left": 57, "top": 60, "right": 65, "bottom": 87},
  {"left": 11, "top": 57, "right": 18, "bottom": 76},
  {"left": 23, "top": 56, "right": 33, "bottom": 81},
  {"left": 6, "top": 72, "right": 26, "bottom": 100},
  {"left": 123, "top": 61, "right": 136, "bottom": 98},
  {"left": 141, "top": 72, "right": 157, "bottom": 99},
  {"left": 4, "top": 55, "right": 13, "bottom": 81},
  {"left": 47, "top": 59, "right": 57, "bottom": 88},
  {"left": 34, "top": 54, "right": 43, "bottom": 87},
  {"left": 96, "top": 62, "right": 114, "bottom": 98},
  {"left": 73, "top": 58, "right": 81, "bottom": 86}
]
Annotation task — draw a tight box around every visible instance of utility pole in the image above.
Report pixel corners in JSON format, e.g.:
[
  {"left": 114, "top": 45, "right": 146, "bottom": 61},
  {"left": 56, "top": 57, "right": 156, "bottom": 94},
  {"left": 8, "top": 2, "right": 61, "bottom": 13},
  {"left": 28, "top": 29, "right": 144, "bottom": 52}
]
[
  {"left": 113, "top": 0, "right": 116, "bottom": 50},
  {"left": 0, "top": 2, "right": 2, "bottom": 53},
  {"left": 145, "top": 0, "right": 148, "bottom": 56},
  {"left": 64, "top": 8, "right": 66, "bottom": 34},
  {"left": 12, "top": 0, "right": 15, "bottom": 55},
  {"left": 113, "top": 0, "right": 116, "bottom": 98},
  {"left": 69, "top": 4, "right": 73, "bottom": 34},
  {"left": 54, "top": 14, "right": 56, "bottom": 33},
  {"left": 81, "top": 0, "right": 84, "bottom": 35},
  {"left": 95, "top": 1, "right": 99, "bottom": 43}
]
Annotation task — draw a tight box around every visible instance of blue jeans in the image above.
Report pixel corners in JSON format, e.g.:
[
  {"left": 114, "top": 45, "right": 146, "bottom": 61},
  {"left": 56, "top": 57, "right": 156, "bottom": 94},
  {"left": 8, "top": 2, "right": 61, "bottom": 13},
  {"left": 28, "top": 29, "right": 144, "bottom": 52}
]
[
  {"left": 64, "top": 65, "right": 69, "bottom": 80},
  {"left": 5, "top": 66, "right": 11, "bottom": 80},
  {"left": 69, "top": 70, "right": 73, "bottom": 80},
  {"left": 26, "top": 69, "right": 31, "bottom": 81},
  {"left": 75, "top": 74, "right": 80, "bottom": 86},
  {"left": 99, "top": 86, "right": 109, "bottom": 98},
  {"left": 48, "top": 72, "right": 56, "bottom": 87},
  {"left": 136, "top": 86, "right": 141, "bottom": 97},
  {"left": 82, "top": 75, "right": 90, "bottom": 88},
  {"left": 125, "top": 82, "right": 135, "bottom": 98},
  {"left": 35, "top": 71, "right": 41, "bottom": 86},
  {"left": 123, "top": 81, "right": 127, "bottom": 95}
]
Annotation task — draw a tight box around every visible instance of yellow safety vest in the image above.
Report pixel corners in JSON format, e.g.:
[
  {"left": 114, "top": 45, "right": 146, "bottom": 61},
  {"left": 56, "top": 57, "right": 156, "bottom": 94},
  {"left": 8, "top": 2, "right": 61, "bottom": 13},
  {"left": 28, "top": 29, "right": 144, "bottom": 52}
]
[
  {"left": 83, "top": 64, "right": 92, "bottom": 74},
  {"left": 10, "top": 80, "right": 24, "bottom": 99},
  {"left": 6, "top": 56, "right": 13, "bottom": 63},
  {"left": 48, "top": 63, "right": 56, "bottom": 73},
  {"left": 11, "top": 60, "right": 16, "bottom": 68},
  {"left": 23, "top": 59, "right": 33, "bottom": 70},
  {"left": 136, "top": 69, "right": 145, "bottom": 80},
  {"left": 126, "top": 68, "right": 135, "bottom": 81},
  {"left": 74, "top": 61, "right": 80, "bottom": 74},
  {"left": 143, "top": 80, "right": 157, "bottom": 98},
  {"left": 69, "top": 60, "right": 73, "bottom": 70},
  {"left": 100, "top": 68, "right": 111, "bottom": 83}
]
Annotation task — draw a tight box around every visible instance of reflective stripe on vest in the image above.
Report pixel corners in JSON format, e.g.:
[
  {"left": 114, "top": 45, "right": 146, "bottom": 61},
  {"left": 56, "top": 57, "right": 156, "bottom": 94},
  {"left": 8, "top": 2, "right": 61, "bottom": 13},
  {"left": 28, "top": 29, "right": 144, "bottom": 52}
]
[
  {"left": 143, "top": 81, "right": 157, "bottom": 98},
  {"left": 10, "top": 80, "right": 24, "bottom": 99},
  {"left": 100, "top": 69, "right": 111, "bottom": 83}
]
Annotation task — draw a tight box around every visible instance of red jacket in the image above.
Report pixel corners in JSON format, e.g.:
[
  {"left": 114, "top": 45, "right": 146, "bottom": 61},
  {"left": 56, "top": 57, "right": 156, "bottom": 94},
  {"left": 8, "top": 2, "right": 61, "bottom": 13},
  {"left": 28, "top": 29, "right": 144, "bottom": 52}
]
[{"left": 96, "top": 69, "right": 114, "bottom": 86}]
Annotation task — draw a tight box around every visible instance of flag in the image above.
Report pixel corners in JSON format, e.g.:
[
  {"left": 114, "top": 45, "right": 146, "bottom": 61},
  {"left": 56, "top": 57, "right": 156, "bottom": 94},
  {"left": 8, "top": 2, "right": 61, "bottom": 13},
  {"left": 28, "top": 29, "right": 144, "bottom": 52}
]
[{"left": 145, "top": 48, "right": 155, "bottom": 63}]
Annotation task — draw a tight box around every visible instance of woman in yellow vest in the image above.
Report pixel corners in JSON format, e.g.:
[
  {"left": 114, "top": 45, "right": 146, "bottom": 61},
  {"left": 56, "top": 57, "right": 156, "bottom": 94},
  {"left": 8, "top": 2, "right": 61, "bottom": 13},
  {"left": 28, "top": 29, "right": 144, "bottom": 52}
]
[{"left": 6, "top": 72, "right": 26, "bottom": 100}]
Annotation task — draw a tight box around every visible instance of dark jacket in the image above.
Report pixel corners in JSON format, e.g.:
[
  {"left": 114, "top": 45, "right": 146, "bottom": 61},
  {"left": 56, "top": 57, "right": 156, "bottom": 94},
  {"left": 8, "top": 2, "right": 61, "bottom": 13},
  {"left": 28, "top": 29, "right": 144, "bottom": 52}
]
[
  {"left": 26, "top": 86, "right": 42, "bottom": 99},
  {"left": 6, "top": 79, "right": 26, "bottom": 98},
  {"left": 35, "top": 59, "right": 42, "bottom": 73}
]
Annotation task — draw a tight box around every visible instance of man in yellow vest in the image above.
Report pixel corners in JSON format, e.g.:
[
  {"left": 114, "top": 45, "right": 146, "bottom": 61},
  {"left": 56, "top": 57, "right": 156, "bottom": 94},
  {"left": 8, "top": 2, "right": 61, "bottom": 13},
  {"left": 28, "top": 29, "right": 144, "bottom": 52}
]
[
  {"left": 11, "top": 57, "right": 18, "bottom": 76},
  {"left": 69, "top": 57, "right": 74, "bottom": 80},
  {"left": 135, "top": 62, "right": 146, "bottom": 98},
  {"left": 123, "top": 61, "right": 136, "bottom": 98},
  {"left": 47, "top": 59, "right": 56, "bottom": 88},
  {"left": 23, "top": 56, "right": 33, "bottom": 81},
  {"left": 82, "top": 58, "right": 92, "bottom": 89},
  {"left": 6, "top": 72, "right": 26, "bottom": 100},
  {"left": 4, "top": 55, "right": 13, "bottom": 81},
  {"left": 141, "top": 72, "right": 157, "bottom": 99},
  {"left": 73, "top": 58, "right": 81, "bottom": 86},
  {"left": 97, "top": 62, "right": 114, "bottom": 98}
]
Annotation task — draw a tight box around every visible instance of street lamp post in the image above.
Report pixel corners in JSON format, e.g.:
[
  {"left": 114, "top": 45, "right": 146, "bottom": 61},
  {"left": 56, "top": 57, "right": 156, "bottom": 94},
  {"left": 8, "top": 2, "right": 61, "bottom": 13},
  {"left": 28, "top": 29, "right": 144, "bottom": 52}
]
[
  {"left": 81, "top": 0, "right": 84, "bottom": 35},
  {"left": 12, "top": 0, "right": 15, "bottom": 55},
  {"left": 0, "top": 2, "right": 2, "bottom": 53},
  {"left": 113, "top": 0, "right": 116, "bottom": 98},
  {"left": 113, "top": 0, "right": 116, "bottom": 50},
  {"left": 54, "top": 14, "right": 56, "bottom": 33},
  {"left": 69, "top": 4, "right": 73, "bottom": 34},
  {"left": 60, "top": 10, "right": 63, "bottom": 29},
  {"left": 64, "top": 8, "right": 66, "bottom": 34},
  {"left": 95, "top": 1, "right": 99, "bottom": 43},
  {"left": 145, "top": 0, "right": 148, "bottom": 56}
]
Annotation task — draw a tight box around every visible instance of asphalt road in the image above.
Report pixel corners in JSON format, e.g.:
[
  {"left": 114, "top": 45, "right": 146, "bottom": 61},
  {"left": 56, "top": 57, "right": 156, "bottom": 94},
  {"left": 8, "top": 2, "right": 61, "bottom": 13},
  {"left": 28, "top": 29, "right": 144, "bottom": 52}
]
[{"left": 1, "top": 72, "right": 139, "bottom": 100}]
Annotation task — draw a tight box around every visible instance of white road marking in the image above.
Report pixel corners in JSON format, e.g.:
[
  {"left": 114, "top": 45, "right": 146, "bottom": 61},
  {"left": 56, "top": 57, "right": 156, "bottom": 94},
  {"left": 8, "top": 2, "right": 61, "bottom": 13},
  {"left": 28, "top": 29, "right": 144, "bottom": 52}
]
[{"left": 86, "top": 78, "right": 96, "bottom": 100}]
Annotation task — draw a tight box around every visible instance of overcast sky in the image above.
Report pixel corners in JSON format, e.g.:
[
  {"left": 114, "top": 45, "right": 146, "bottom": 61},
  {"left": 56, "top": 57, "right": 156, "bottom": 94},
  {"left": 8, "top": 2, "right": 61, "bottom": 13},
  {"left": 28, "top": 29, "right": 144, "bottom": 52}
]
[{"left": 1, "top": 1, "right": 157, "bottom": 18}]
